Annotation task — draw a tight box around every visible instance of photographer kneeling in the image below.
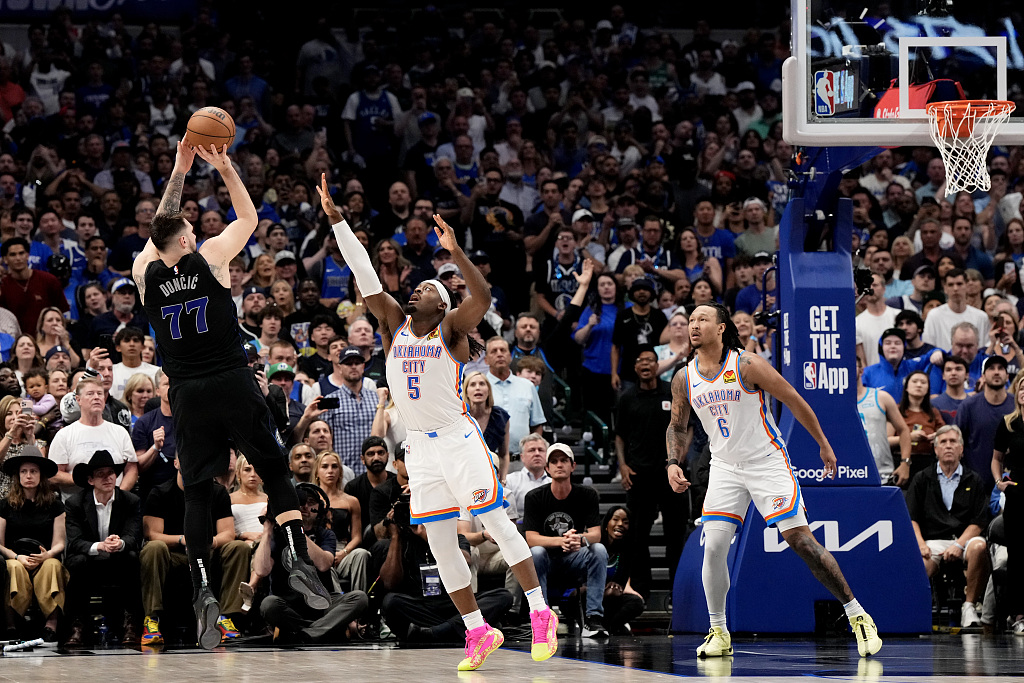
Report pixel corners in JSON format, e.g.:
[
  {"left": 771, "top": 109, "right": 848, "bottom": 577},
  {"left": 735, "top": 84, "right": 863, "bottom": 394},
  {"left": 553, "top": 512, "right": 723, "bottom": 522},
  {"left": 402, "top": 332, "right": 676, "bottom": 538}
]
[
  {"left": 369, "top": 444, "right": 512, "bottom": 643},
  {"left": 256, "top": 484, "right": 369, "bottom": 643}
]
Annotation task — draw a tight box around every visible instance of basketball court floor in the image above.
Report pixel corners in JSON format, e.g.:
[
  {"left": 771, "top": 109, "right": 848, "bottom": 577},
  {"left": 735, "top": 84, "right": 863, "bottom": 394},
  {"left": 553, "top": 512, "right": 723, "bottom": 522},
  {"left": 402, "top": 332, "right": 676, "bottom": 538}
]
[{"left": 2, "top": 633, "right": 1022, "bottom": 681}]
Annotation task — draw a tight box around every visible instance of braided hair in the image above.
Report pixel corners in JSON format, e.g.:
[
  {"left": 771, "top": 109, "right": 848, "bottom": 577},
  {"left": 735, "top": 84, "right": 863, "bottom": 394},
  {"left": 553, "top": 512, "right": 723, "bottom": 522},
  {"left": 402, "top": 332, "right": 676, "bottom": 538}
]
[
  {"left": 440, "top": 281, "right": 487, "bottom": 358},
  {"left": 689, "top": 303, "right": 745, "bottom": 365}
]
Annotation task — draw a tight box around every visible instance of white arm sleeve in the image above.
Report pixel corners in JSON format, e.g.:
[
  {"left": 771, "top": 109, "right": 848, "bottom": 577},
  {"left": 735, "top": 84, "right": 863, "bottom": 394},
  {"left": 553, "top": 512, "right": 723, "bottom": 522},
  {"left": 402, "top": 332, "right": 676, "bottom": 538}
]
[{"left": 331, "top": 219, "right": 383, "bottom": 297}]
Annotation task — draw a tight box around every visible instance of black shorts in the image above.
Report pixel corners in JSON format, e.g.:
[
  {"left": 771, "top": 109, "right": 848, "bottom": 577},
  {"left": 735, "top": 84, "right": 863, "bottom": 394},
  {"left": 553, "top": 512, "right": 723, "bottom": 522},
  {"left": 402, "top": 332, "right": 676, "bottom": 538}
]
[{"left": 168, "top": 366, "right": 286, "bottom": 486}]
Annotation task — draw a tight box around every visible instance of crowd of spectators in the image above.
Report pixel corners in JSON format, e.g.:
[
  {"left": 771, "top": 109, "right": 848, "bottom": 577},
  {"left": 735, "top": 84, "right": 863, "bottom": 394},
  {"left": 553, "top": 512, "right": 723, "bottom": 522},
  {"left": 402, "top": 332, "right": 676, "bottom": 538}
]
[{"left": 0, "top": 2, "right": 1023, "bottom": 647}]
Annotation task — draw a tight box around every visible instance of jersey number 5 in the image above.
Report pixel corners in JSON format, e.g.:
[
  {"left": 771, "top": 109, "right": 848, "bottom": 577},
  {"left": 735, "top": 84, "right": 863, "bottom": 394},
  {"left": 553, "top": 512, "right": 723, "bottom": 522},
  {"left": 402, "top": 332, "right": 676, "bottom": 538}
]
[
  {"left": 161, "top": 296, "right": 210, "bottom": 340},
  {"left": 717, "top": 417, "right": 730, "bottom": 439},
  {"left": 407, "top": 375, "right": 420, "bottom": 400}
]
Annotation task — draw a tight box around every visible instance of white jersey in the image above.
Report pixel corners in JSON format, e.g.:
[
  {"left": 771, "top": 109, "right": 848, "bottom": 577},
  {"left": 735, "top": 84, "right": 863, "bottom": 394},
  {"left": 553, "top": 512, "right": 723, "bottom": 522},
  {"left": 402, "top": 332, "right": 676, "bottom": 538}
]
[
  {"left": 685, "top": 348, "right": 785, "bottom": 463},
  {"left": 857, "top": 387, "right": 893, "bottom": 477},
  {"left": 385, "top": 317, "right": 466, "bottom": 432}
]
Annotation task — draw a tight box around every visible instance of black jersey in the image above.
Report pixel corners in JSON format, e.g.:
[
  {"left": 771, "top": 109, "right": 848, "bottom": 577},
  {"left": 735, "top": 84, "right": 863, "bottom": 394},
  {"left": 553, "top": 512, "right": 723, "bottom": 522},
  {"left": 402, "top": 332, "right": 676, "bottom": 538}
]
[{"left": 143, "top": 252, "right": 246, "bottom": 379}]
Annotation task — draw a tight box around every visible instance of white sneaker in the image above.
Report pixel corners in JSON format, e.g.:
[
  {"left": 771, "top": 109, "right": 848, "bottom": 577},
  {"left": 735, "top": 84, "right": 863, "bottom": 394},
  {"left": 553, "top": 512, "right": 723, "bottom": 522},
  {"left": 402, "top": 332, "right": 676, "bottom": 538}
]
[
  {"left": 696, "top": 626, "right": 733, "bottom": 657},
  {"left": 1011, "top": 618, "right": 1024, "bottom": 636},
  {"left": 851, "top": 614, "right": 883, "bottom": 657},
  {"left": 961, "top": 601, "right": 981, "bottom": 628}
]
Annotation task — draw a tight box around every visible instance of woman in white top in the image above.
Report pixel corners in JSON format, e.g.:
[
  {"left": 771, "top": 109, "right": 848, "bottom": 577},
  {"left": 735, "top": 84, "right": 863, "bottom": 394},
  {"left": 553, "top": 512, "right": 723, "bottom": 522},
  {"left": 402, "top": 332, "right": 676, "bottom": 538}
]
[
  {"left": 230, "top": 454, "right": 268, "bottom": 612},
  {"left": 655, "top": 309, "right": 690, "bottom": 382},
  {"left": 229, "top": 455, "right": 267, "bottom": 543}
]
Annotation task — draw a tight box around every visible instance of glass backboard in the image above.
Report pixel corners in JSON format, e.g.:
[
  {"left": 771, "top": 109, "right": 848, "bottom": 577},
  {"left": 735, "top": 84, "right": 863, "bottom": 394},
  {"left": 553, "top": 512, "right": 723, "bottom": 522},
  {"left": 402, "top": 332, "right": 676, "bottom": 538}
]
[{"left": 784, "top": 0, "right": 1024, "bottom": 146}]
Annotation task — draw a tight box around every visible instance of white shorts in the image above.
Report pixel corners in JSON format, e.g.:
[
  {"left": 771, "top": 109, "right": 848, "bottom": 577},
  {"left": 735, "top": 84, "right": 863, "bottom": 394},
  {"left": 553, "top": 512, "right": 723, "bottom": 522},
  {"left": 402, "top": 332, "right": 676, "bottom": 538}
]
[
  {"left": 702, "top": 449, "right": 808, "bottom": 531},
  {"left": 926, "top": 537, "right": 986, "bottom": 558},
  {"left": 405, "top": 414, "right": 504, "bottom": 524}
]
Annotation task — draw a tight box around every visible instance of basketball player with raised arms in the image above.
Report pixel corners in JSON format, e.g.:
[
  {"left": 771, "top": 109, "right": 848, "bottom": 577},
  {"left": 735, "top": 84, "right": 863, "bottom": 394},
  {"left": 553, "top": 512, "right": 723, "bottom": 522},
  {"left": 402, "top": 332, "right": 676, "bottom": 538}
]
[
  {"left": 316, "top": 174, "right": 558, "bottom": 671},
  {"left": 666, "top": 303, "right": 883, "bottom": 659},
  {"left": 132, "top": 142, "right": 329, "bottom": 649}
]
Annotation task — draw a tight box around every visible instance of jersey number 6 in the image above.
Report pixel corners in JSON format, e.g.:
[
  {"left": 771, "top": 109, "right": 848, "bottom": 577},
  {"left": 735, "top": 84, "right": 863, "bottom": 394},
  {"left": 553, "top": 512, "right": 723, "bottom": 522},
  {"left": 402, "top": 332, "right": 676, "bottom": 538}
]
[
  {"left": 717, "top": 417, "right": 730, "bottom": 439},
  {"left": 161, "top": 296, "right": 210, "bottom": 340}
]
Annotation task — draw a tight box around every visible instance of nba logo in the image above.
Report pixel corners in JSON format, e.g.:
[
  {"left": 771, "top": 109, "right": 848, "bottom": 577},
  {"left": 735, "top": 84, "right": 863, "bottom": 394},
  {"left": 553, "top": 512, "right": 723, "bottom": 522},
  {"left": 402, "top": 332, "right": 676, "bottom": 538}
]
[
  {"left": 814, "top": 71, "right": 836, "bottom": 116},
  {"left": 803, "top": 362, "right": 817, "bottom": 390}
]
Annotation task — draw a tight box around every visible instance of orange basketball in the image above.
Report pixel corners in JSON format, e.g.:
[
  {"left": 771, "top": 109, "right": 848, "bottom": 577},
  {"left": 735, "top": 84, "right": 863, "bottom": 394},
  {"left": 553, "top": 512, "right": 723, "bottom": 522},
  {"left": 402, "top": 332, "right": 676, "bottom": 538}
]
[{"left": 184, "top": 106, "right": 236, "bottom": 151}]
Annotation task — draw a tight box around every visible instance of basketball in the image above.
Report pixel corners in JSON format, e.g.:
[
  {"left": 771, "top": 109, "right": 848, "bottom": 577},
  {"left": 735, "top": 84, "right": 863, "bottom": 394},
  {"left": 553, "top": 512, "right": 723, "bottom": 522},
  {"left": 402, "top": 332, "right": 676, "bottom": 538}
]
[{"left": 184, "top": 106, "right": 235, "bottom": 151}]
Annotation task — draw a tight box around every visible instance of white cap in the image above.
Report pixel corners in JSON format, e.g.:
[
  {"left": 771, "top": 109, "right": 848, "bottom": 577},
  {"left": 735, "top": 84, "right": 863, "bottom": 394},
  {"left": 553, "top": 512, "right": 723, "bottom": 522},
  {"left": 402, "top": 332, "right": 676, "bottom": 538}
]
[
  {"left": 546, "top": 443, "right": 575, "bottom": 462},
  {"left": 571, "top": 209, "right": 594, "bottom": 223}
]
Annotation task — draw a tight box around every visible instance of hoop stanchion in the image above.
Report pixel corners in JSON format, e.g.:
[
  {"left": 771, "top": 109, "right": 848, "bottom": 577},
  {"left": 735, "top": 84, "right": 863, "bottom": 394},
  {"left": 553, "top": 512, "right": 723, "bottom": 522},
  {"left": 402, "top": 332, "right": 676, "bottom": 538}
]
[{"left": 926, "top": 100, "right": 1015, "bottom": 195}]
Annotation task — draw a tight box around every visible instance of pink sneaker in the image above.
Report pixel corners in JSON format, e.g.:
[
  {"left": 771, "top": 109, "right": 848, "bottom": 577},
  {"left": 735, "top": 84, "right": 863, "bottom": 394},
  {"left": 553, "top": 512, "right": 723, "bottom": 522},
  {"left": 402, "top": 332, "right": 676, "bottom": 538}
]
[
  {"left": 457, "top": 623, "right": 504, "bottom": 671},
  {"left": 530, "top": 607, "right": 559, "bottom": 661}
]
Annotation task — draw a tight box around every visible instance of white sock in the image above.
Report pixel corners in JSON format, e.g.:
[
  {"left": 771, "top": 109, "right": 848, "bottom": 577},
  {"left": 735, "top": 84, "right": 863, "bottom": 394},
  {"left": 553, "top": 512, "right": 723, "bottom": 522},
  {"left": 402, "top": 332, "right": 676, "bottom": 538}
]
[
  {"left": 463, "top": 609, "right": 485, "bottom": 632},
  {"left": 709, "top": 612, "right": 728, "bottom": 631},
  {"left": 526, "top": 586, "right": 547, "bottom": 613},
  {"left": 844, "top": 598, "right": 867, "bottom": 620}
]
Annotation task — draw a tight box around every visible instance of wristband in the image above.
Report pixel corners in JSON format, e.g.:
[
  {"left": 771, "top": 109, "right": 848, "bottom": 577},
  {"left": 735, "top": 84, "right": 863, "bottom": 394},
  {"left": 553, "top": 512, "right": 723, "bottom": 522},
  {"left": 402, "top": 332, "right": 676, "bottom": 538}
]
[
  {"left": 83, "top": 367, "right": 99, "bottom": 378},
  {"left": 665, "top": 458, "right": 680, "bottom": 469},
  {"left": 178, "top": 535, "right": 184, "bottom": 547},
  {"left": 954, "top": 541, "right": 965, "bottom": 551}
]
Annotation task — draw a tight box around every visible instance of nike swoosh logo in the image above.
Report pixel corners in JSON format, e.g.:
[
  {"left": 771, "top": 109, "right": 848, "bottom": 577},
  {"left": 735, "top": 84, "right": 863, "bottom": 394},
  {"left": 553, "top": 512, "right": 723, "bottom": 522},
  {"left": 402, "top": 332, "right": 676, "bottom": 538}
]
[
  {"left": 464, "top": 432, "right": 473, "bottom": 439},
  {"left": 693, "top": 381, "right": 703, "bottom": 387}
]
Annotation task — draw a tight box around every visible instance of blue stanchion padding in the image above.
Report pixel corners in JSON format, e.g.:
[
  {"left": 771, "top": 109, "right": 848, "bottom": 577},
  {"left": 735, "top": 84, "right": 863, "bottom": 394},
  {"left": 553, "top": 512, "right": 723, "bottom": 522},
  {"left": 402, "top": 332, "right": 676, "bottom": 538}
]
[
  {"left": 777, "top": 197, "right": 880, "bottom": 487},
  {"left": 671, "top": 486, "right": 931, "bottom": 634}
]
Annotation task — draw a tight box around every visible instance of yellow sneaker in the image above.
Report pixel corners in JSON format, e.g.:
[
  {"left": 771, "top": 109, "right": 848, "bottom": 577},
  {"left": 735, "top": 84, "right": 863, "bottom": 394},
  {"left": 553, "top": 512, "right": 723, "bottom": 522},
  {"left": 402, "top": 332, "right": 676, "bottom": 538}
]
[
  {"left": 457, "top": 624, "right": 504, "bottom": 671},
  {"left": 141, "top": 616, "right": 163, "bottom": 646},
  {"left": 851, "top": 614, "right": 882, "bottom": 657},
  {"left": 696, "top": 626, "right": 733, "bottom": 657}
]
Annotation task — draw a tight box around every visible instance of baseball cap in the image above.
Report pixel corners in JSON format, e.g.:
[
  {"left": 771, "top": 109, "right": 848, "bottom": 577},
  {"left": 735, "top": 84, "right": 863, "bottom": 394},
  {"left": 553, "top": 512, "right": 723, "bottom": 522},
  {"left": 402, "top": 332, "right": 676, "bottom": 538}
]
[
  {"left": 547, "top": 442, "right": 575, "bottom": 462},
  {"left": 983, "top": 355, "right": 1009, "bottom": 372},
  {"left": 456, "top": 87, "right": 475, "bottom": 99},
  {"left": 587, "top": 135, "right": 608, "bottom": 147},
  {"left": 734, "top": 81, "right": 756, "bottom": 93},
  {"left": 339, "top": 346, "right": 365, "bottom": 364},
  {"left": 110, "top": 140, "right": 131, "bottom": 151},
  {"left": 468, "top": 250, "right": 490, "bottom": 265},
  {"left": 418, "top": 112, "right": 438, "bottom": 126},
  {"left": 571, "top": 209, "right": 594, "bottom": 223},
  {"left": 433, "top": 245, "right": 451, "bottom": 256},
  {"left": 920, "top": 196, "right": 939, "bottom": 206},
  {"left": 537, "top": 60, "right": 557, "bottom": 71},
  {"left": 267, "top": 362, "right": 296, "bottom": 379},
  {"left": 913, "top": 264, "right": 937, "bottom": 278},
  {"left": 629, "top": 278, "right": 656, "bottom": 294},
  {"left": 110, "top": 277, "right": 136, "bottom": 294},
  {"left": 436, "top": 262, "right": 462, "bottom": 278},
  {"left": 44, "top": 345, "right": 71, "bottom": 362},
  {"left": 752, "top": 251, "right": 773, "bottom": 264},
  {"left": 615, "top": 216, "right": 637, "bottom": 230},
  {"left": 242, "top": 285, "right": 266, "bottom": 300},
  {"left": 274, "top": 250, "right": 296, "bottom": 265},
  {"left": 743, "top": 197, "right": 766, "bottom": 210},
  {"left": 596, "top": 19, "right": 613, "bottom": 30}
]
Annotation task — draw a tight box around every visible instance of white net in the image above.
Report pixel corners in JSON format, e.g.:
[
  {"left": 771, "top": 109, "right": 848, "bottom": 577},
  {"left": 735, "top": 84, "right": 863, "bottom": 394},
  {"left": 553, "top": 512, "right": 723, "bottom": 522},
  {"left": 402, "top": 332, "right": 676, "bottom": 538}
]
[{"left": 927, "top": 101, "right": 1015, "bottom": 195}]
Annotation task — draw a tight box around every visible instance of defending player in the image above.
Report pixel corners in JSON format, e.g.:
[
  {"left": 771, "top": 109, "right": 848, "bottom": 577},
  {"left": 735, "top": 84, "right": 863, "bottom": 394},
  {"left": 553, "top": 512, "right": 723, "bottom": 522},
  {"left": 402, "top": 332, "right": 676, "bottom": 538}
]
[
  {"left": 666, "top": 303, "right": 882, "bottom": 658},
  {"left": 133, "top": 142, "right": 329, "bottom": 649},
  {"left": 316, "top": 174, "right": 558, "bottom": 671}
]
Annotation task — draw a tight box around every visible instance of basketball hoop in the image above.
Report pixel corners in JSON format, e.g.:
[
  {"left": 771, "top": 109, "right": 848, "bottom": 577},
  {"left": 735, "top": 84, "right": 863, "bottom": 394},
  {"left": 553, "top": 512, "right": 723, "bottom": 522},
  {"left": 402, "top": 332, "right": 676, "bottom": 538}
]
[{"left": 926, "top": 100, "right": 1015, "bottom": 195}]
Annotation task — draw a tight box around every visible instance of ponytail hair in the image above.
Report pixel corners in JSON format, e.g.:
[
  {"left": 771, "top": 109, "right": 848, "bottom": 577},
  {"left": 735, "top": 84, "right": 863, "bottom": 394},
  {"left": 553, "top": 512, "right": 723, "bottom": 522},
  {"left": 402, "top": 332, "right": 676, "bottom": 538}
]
[{"left": 687, "top": 302, "right": 745, "bottom": 365}]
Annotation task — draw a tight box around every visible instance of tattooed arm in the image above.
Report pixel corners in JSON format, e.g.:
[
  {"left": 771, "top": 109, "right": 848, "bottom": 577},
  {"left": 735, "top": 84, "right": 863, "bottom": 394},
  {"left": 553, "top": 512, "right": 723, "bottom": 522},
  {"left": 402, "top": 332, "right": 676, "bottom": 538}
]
[
  {"left": 666, "top": 368, "right": 692, "bottom": 492},
  {"left": 738, "top": 350, "right": 838, "bottom": 478},
  {"left": 156, "top": 141, "right": 195, "bottom": 216},
  {"left": 133, "top": 141, "right": 197, "bottom": 303}
]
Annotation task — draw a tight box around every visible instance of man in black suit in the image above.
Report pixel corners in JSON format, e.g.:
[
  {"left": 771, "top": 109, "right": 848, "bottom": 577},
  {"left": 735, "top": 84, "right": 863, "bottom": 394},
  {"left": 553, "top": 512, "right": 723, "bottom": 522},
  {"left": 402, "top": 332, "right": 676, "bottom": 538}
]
[{"left": 64, "top": 450, "right": 143, "bottom": 645}]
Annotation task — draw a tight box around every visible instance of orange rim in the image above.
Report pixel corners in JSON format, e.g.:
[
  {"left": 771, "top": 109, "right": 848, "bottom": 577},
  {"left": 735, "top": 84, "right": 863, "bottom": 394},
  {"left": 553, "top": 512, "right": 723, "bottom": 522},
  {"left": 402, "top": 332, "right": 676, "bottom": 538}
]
[{"left": 926, "top": 100, "right": 1015, "bottom": 138}]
